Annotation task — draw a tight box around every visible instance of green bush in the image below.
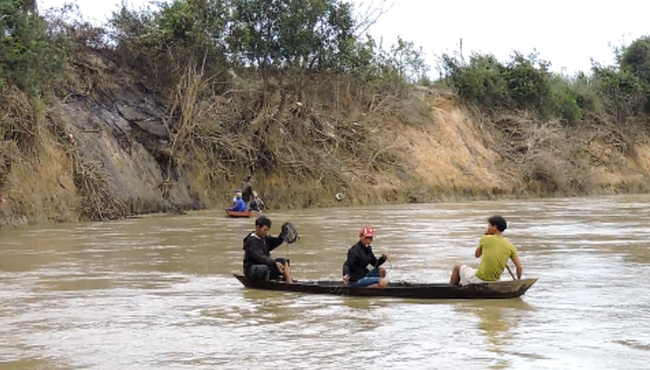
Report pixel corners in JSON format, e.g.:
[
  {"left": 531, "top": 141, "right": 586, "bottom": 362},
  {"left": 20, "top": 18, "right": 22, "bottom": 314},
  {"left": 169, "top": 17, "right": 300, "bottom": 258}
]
[
  {"left": 440, "top": 52, "right": 555, "bottom": 116},
  {"left": 440, "top": 38, "right": 650, "bottom": 125},
  {"left": 592, "top": 66, "right": 645, "bottom": 122},
  {"left": 0, "top": 0, "right": 68, "bottom": 95},
  {"left": 441, "top": 53, "right": 509, "bottom": 108},
  {"left": 106, "top": 0, "right": 428, "bottom": 99},
  {"left": 619, "top": 36, "right": 650, "bottom": 85},
  {"left": 548, "top": 74, "right": 583, "bottom": 124},
  {"left": 503, "top": 52, "right": 551, "bottom": 112}
]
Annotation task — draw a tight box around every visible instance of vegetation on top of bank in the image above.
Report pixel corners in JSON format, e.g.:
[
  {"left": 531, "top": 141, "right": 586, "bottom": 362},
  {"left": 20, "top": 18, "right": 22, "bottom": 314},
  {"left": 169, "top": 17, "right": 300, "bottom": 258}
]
[
  {"left": 439, "top": 37, "right": 650, "bottom": 126},
  {"left": 3, "top": 0, "right": 649, "bottom": 133}
]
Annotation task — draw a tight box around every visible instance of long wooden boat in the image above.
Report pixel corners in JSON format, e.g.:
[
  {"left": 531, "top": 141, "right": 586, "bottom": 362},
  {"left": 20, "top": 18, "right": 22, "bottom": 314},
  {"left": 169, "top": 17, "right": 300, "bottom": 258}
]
[
  {"left": 225, "top": 209, "right": 262, "bottom": 218},
  {"left": 233, "top": 274, "right": 538, "bottom": 299}
]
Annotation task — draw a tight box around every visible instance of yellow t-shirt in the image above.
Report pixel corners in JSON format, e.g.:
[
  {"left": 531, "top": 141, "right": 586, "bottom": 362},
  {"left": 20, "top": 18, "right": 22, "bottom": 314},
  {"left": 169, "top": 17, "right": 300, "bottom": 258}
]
[{"left": 475, "top": 235, "right": 518, "bottom": 281}]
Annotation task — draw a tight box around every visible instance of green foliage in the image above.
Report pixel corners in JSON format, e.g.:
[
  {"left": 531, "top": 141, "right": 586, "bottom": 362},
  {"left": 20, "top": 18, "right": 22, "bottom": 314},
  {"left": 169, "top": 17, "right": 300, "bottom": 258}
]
[
  {"left": 503, "top": 52, "right": 551, "bottom": 111},
  {"left": 337, "top": 35, "right": 430, "bottom": 94},
  {"left": 110, "top": 0, "right": 358, "bottom": 71},
  {"left": 108, "top": 0, "right": 230, "bottom": 90},
  {"left": 6, "top": 0, "right": 650, "bottom": 129},
  {"left": 377, "top": 37, "right": 429, "bottom": 85},
  {"left": 0, "top": 0, "right": 68, "bottom": 95},
  {"left": 592, "top": 65, "right": 645, "bottom": 121},
  {"left": 228, "top": 0, "right": 355, "bottom": 70},
  {"left": 440, "top": 39, "right": 650, "bottom": 125},
  {"left": 155, "top": 0, "right": 228, "bottom": 53},
  {"left": 619, "top": 37, "right": 650, "bottom": 85},
  {"left": 441, "top": 51, "right": 556, "bottom": 116},
  {"left": 617, "top": 36, "right": 650, "bottom": 115},
  {"left": 106, "top": 0, "right": 428, "bottom": 96},
  {"left": 441, "top": 53, "right": 509, "bottom": 108},
  {"left": 548, "top": 75, "right": 582, "bottom": 123}
]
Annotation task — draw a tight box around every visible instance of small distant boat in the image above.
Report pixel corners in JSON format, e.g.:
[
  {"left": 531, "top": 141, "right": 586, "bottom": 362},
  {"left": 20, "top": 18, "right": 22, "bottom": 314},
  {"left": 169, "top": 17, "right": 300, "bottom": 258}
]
[
  {"left": 233, "top": 274, "right": 538, "bottom": 299},
  {"left": 225, "top": 209, "right": 262, "bottom": 218}
]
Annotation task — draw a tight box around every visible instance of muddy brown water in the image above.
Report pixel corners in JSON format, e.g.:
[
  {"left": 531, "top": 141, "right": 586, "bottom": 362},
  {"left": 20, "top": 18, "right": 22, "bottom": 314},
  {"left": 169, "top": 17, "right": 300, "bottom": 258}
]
[{"left": 1, "top": 195, "right": 650, "bottom": 370}]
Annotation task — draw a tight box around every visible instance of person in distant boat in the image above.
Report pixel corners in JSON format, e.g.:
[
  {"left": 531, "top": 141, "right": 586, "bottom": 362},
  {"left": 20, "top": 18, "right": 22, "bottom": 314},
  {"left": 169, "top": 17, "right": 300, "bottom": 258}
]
[
  {"left": 228, "top": 192, "right": 246, "bottom": 212},
  {"left": 232, "top": 190, "right": 242, "bottom": 205},
  {"left": 342, "top": 226, "right": 389, "bottom": 288},
  {"left": 249, "top": 191, "right": 266, "bottom": 212},
  {"left": 243, "top": 216, "right": 293, "bottom": 283},
  {"left": 242, "top": 176, "right": 254, "bottom": 211},
  {"left": 449, "top": 215, "right": 522, "bottom": 285}
]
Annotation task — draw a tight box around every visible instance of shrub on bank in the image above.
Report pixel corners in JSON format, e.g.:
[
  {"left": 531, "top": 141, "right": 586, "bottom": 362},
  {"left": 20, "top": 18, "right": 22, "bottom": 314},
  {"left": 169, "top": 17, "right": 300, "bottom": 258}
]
[
  {"left": 0, "top": 0, "right": 70, "bottom": 96},
  {"left": 439, "top": 38, "right": 650, "bottom": 126}
]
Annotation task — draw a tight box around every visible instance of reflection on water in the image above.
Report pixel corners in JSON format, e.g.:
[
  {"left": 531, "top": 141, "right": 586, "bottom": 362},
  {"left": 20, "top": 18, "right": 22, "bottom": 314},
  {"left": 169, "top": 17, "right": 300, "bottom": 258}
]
[
  {"left": 1, "top": 194, "right": 650, "bottom": 369},
  {"left": 460, "top": 299, "right": 537, "bottom": 369},
  {"left": 473, "top": 300, "right": 533, "bottom": 344}
]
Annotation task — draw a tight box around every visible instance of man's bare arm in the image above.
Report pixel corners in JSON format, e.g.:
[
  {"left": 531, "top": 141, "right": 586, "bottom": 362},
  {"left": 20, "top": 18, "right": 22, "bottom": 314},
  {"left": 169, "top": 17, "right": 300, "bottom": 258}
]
[
  {"left": 512, "top": 256, "right": 522, "bottom": 280},
  {"left": 475, "top": 246, "right": 482, "bottom": 258}
]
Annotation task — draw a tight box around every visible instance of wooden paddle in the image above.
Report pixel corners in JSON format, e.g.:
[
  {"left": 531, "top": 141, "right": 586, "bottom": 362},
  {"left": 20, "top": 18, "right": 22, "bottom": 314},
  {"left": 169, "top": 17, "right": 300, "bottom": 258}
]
[{"left": 506, "top": 264, "right": 517, "bottom": 280}]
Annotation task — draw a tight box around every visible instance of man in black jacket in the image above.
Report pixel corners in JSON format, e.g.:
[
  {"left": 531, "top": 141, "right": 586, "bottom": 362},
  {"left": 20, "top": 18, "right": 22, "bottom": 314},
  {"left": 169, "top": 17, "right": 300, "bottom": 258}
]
[
  {"left": 243, "top": 216, "right": 293, "bottom": 284},
  {"left": 342, "top": 226, "right": 389, "bottom": 288}
]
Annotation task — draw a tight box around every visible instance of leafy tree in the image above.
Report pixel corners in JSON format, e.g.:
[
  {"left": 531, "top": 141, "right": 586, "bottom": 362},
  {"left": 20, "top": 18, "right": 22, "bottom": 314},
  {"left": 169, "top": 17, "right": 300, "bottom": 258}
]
[
  {"left": 109, "top": 0, "right": 230, "bottom": 90},
  {"left": 0, "top": 0, "right": 66, "bottom": 94},
  {"left": 617, "top": 36, "right": 650, "bottom": 114},
  {"left": 592, "top": 65, "right": 644, "bottom": 122},
  {"left": 440, "top": 53, "right": 509, "bottom": 108},
  {"left": 503, "top": 52, "right": 551, "bottom": 112},
  {"left": 619, "top": 36, "right": 650, "bottom": 85},
  {"left": 155, "top": 0, "right": 228, "bottom": 53},
  {"left": 228, "top": 0, "right": 355, "bottom": 70}
]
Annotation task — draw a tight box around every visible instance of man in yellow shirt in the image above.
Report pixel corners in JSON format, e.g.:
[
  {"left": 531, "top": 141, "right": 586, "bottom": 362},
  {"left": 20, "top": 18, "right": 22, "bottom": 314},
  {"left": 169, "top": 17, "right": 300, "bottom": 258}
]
[{"left": 450, "top": 215, "right": 523, "bottom": 285}]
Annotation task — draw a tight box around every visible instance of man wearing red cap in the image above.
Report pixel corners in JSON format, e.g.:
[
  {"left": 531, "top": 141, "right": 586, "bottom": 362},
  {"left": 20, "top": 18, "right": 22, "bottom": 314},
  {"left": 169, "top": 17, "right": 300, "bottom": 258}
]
[{"left": 342, "top": 226, "right": 389, "bottom": 288}]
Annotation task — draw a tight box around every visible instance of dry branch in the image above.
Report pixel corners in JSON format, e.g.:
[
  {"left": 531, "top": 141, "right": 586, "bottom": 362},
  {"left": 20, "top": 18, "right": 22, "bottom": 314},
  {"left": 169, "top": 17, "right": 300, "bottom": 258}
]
[{"left": 352, "top": 0, "right": 395, "bottom": 38}]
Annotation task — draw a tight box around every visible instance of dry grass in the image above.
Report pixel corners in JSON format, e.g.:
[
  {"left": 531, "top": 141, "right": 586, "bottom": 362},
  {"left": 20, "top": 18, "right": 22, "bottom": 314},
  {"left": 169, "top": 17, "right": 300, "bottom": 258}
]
[
  {"left": 0, "top": 86, "right": 40, "bottom": 152},
  {"left": 152, "top": 63, "right": 415, "bottom": 209},
  {"left": 0, "top": 132, "right": 80, "bottom": 226},
  {"left": 0, "top": 86, "right": 76, "bottom": 226}
]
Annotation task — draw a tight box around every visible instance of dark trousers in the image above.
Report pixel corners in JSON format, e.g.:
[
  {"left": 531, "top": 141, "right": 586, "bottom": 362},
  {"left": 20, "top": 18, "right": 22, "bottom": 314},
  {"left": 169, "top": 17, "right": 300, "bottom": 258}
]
[{"left": 247, "top": 258, "right": 290, "bottom": 280}]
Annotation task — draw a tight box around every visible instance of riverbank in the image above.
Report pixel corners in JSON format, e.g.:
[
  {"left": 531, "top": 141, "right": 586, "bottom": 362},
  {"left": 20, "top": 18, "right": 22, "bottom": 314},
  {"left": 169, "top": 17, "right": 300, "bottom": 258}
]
[
  {"left": 2, "top": 2, "right": 650, "bottom": 229},
  {"left": 2, "top": 49, "right": 650, "bottom": 229}
]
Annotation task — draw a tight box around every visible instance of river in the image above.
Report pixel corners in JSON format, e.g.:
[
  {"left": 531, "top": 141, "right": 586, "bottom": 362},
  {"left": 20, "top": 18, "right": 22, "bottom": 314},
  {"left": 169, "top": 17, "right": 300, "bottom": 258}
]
[{"left": 1, "top": 194, "right": 649, "bottom": 370}]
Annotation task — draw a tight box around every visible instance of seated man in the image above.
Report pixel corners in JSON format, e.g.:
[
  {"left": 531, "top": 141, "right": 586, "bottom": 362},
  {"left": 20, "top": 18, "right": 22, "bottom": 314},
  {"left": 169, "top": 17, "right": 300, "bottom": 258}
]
[
  {"left": 228, "top": 193, "right": 246, "bottom": 212},
  {"left": 242, "top": 216, "right": 293, "bottom": 283},
  {"left": 232, "top": 190, "right": 241, "bottom": 206},
  {"left": 450, "top": 215, "right": 523, "bottom": 285},
  {"left": 342, "top": 226, "right": 389, "bottom": 288},
  {"left": 249, "top": 191, "right": 266, "bottom": 212}
]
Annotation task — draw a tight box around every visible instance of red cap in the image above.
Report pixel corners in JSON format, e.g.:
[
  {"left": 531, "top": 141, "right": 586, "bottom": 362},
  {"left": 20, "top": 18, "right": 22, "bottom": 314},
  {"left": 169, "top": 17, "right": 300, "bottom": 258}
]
[{"left": 360, "top": 226, "right": 375, "bottom": 237}]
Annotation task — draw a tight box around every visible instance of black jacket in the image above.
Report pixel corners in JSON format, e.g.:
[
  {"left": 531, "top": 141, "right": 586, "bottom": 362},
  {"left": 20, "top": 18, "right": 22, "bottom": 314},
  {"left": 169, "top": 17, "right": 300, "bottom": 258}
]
[
  {"left": 342, "top": 241, "right": 386, "bottom": 281},
  {"left": 243, "top": 232, "right": 284, "bottom": 274},
  {"left": 242, "top": 181, "right": 253, "bottom": 202}
]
